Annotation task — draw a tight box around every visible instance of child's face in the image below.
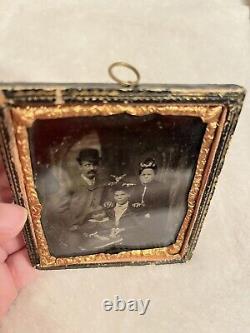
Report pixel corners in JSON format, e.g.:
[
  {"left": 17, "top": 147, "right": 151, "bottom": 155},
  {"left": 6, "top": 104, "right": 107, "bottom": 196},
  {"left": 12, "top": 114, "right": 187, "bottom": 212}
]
[
  {"left": 140, "top": 168, "right": 155, "bottom": 184},
  {"left": 114, "top": 190, "right": 129, "bottom": 205}
]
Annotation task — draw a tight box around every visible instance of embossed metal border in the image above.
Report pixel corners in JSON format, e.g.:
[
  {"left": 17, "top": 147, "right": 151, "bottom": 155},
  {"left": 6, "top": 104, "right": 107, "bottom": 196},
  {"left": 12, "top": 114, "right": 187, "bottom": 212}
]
[{"left": 0, "top": 84, "right": 245, "bottom": 269}]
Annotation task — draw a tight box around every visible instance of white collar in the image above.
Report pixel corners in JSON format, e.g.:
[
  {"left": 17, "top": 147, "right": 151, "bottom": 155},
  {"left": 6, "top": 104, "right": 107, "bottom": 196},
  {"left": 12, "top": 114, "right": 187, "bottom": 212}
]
[
  {"left": 115, "top": 201, "right": 129, "bottom": 209},
  {"left": 114, "top": 201, "right": 129, "bottom": 224}
]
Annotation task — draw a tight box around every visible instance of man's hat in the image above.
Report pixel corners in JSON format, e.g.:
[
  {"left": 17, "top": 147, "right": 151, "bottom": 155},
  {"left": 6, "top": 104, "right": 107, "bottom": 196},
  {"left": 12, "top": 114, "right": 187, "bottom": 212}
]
[{"left": 76, "top": 148, "right": 100, "bottom": 165}]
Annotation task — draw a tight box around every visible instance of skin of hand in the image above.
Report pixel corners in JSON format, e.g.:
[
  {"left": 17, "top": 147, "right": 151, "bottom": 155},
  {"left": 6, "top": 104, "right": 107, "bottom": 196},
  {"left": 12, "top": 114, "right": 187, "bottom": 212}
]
[
  {"left": 0, "top": 158, "right": 36, "bottom": 321},
  {"left": 103, "top": 201, "right": 113, "bottom": 208},
  {"left": 132, "top": 202, "right": 143, "bottom": 208}
]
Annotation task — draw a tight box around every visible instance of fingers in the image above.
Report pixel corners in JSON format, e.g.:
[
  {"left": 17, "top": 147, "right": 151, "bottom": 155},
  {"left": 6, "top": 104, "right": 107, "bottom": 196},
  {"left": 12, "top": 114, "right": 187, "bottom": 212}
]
[
  {"left": 0, "top": 199, "right": 35, "bottom": 321},
  {"left": 6, "top": 248, "right": 37, "bottom": 290},
  {"left": 0, "top": 204, "right": 27, "bottom": 244},
  {"left": 1, "top": 234, "right": 25, "bottom": 259}
]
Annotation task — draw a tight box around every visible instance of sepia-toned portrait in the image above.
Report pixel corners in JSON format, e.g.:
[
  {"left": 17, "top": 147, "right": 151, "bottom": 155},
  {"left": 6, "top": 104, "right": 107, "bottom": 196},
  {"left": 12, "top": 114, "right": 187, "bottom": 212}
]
[{"left": 28, "top": 113, "right": 205, "bottom": 257}]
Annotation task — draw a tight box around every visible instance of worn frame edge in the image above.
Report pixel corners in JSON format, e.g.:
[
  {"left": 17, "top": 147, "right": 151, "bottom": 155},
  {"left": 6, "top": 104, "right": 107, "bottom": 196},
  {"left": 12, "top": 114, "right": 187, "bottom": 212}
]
[
  {"left": 183, "top": 90, "right": 245, "bottom": 261},
  {"left": 0, "top": 106, "right": 40, "bottom": 266}
]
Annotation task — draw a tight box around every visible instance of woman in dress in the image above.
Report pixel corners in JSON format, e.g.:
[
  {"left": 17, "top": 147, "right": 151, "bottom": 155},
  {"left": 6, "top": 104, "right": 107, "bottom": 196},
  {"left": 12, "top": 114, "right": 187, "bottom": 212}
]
[{"left": 131, "top": 158, "right": 170, "bottom": 248}]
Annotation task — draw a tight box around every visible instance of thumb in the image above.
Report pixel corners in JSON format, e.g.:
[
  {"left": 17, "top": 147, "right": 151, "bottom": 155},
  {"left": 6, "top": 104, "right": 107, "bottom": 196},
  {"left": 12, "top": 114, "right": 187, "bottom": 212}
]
[{"left": 0, "top": 204, "right": 27, "bottom": 244}]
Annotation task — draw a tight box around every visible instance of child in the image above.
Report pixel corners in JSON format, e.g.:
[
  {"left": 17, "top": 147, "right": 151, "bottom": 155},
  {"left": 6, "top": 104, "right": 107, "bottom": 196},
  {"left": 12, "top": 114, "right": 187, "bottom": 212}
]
[{"left": 106, "top": 184, "right": 145, "bottom": 249}]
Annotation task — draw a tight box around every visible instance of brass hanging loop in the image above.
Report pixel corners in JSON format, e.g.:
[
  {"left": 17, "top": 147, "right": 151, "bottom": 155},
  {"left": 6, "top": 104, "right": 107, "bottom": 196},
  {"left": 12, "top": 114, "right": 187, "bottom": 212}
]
[{"left": 108, "top": 62, "right": 140, "bottom": 87}]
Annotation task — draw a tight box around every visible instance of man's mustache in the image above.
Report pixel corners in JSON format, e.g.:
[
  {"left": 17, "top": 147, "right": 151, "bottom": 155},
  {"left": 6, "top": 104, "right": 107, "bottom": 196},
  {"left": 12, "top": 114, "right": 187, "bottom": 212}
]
[{"left": 87, "top": 170, "right": 97, "bottom": 175}]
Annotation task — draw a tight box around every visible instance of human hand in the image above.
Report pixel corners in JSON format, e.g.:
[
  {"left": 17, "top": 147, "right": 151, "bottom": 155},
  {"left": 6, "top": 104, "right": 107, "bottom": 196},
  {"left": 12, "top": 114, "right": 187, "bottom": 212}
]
[
  {"left": 0, "top": 204, "right": 37, "bottom": 320},
  {"left": 103, "top": 201, "right": 113, "bottom": 208},
  {"left": 0, "top": 159, "right": 36, "bottom": 320},
  {"left": 132, "top": 202, "right": 143, "bottom": 208},
  {"left": 94, "top": 234, "right": 109, "bottom": 241},
  {"left": 110, "top": 227, "right": 124, "bottom": 238},
  {"left": 109, "top": 228, "right": 117, "bottom": 238}
]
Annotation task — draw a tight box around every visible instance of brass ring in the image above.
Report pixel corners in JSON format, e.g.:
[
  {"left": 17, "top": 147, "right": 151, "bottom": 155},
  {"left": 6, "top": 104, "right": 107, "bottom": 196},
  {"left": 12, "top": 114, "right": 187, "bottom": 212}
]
[{"left": 108, "top": 62, "right": 140, "bottom": 87}]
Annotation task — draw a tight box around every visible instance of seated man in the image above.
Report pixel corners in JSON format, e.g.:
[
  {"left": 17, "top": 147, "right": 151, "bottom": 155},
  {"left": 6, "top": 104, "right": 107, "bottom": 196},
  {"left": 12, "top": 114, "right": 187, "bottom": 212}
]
[{"left": 38, "top": 148, "right": 107, "bottom": 256}]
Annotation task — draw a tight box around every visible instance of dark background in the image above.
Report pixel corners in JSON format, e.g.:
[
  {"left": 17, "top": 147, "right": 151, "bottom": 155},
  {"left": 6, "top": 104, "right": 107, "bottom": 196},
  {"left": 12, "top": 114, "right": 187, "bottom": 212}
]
[{"left": 29, "top": 113, "right": 206, "bottom": 177}]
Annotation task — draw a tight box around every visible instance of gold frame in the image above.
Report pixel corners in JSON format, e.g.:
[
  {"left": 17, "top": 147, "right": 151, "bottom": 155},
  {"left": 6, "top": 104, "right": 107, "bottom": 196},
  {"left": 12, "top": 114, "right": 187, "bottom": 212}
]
[{"left": 8, "top": 103, "right": 226, "bottom": 269}]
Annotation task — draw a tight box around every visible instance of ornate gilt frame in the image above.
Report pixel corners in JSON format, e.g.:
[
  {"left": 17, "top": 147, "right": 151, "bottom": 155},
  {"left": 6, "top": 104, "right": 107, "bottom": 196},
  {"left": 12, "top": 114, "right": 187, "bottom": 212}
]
[{"left": 0, "top": 83, "right": 245, "bottom": 269}]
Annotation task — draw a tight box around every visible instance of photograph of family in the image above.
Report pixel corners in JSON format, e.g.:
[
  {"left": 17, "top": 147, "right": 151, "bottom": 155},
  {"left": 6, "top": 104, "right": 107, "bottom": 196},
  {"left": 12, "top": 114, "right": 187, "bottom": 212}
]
[{"left": 29, "top": 113, "right": 206, "bottom": 257}]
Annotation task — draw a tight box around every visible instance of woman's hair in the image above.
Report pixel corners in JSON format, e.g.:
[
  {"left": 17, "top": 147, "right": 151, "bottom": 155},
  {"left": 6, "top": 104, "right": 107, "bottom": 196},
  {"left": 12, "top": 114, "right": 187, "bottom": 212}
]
[{"left": 139, "top": 158, "right": 157, "bottom": 174}]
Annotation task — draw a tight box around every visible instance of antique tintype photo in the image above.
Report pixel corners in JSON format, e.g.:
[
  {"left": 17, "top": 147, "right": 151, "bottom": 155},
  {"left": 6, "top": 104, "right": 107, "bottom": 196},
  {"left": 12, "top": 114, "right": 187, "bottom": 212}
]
[
  {"left": 29, "top": 113, "right": 205, "bottom": 257},
  {"left": 0, "top": 84, "right": 245, "bottom": 269}
]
